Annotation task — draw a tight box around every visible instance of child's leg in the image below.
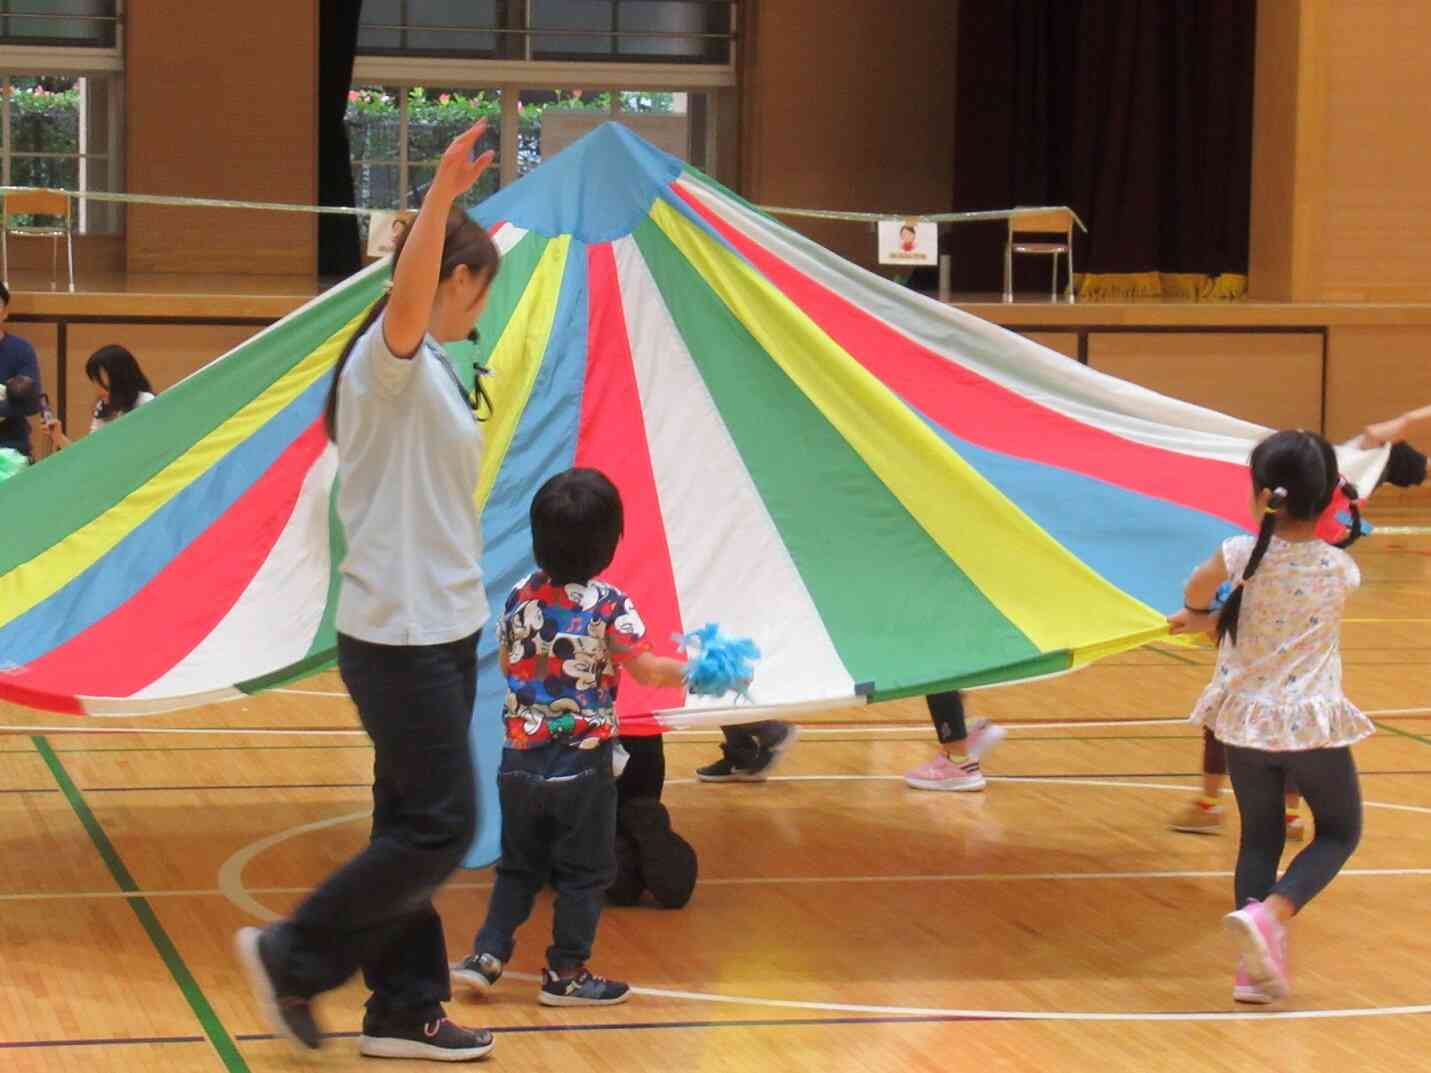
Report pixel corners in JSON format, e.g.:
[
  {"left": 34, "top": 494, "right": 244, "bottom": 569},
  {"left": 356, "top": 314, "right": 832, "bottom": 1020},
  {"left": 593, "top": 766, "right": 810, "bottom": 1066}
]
[
  {"left": 547, "top": 762, "right": 619, "bottom": 973},
  {"left": 1264, "top": 747, "right": 1362, "bottom": 920},
  {"left": 471, "top": 770, "right": 552, "bottom": 962},
  {"left": 617, "top": 734, "right": 665, "bottom": 806},
  {"left": 928, "top": 690, "right": 968, "bottom": 750},
  {"left": 1171, "top": 729, "right": 1227, "bottom": 832},
  {"left": 1224, "top": 744, "right": 1289, "bottom": 908},
  {"left": 720, "top": 724, "right": 763, "bottom": 768}
]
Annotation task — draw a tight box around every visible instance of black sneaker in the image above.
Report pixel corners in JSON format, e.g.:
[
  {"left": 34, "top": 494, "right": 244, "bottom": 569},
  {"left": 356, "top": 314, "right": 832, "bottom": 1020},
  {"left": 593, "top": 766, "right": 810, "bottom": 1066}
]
[
  {"left": 695, "top": 751, "right": 762, "bottom": 782},
  {"left": 744, "top": 722, "right": 800, "bottom": 778},
  {"left": 538, "top": 968, "right": 631, "bottom": 1007},
  {"left": 358, "top": 1018, "right": 494, "bottom": 1062},
  {"left": 450, "top": 953, "right": 504, "bottom": 993},
  {"left": 234, "top": 925, "right": 321, "bottom": 1050}
]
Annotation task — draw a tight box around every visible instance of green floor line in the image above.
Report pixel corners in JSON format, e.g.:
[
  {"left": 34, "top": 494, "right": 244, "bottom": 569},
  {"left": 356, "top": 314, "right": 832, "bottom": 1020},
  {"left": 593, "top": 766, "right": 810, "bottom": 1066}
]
[
  {"left": 1373, "top": 719, "right": 1431, "bottom": 747},
  {"left": 32, "top": 736, "right": 251, "bottom": 1073}
]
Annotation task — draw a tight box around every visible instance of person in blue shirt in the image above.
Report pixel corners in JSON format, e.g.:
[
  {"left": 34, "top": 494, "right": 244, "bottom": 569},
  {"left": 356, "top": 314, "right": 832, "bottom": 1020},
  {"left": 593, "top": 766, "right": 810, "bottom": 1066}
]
[{"left": 0, "top": 283, "right": 42, "bottom": 459}]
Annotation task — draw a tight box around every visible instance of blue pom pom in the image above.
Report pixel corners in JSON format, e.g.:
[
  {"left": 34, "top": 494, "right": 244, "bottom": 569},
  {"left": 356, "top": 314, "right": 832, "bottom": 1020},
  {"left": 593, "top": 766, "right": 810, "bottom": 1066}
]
[{"left": 678, "top": 623, "right": 760, "bottom": 700}]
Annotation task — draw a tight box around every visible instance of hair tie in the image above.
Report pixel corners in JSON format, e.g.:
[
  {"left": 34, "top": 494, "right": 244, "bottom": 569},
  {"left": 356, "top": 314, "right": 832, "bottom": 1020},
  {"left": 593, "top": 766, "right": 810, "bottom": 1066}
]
[{"left": 1264, "top": 486, "right": 1288, "bottom": 513}]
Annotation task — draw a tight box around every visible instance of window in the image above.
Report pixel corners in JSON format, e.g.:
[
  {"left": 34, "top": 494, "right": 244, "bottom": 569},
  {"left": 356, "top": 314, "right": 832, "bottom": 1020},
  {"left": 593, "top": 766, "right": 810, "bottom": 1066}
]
[
  {"left": 357, "top": 1, "right": 735, "bottom": 64},
  {"left": 0, "top": 1, "right": 119, "bottom": 48},
  {"left": 347, "top": 85, "right": 504, "bottom": 246},
  {"left": 0, "top": 72, "right": 122, "bottom": 233},
  {"left": 349, "top": 3, "right": 734, "bottom": 221}
]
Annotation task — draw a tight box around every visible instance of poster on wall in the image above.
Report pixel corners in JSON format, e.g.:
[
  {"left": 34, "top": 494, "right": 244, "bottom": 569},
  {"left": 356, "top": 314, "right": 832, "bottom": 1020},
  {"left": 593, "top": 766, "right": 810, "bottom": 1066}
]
[
  {"left": 367, "top": 211, "right": 417, "bottom": 258},
  {"left": 877, "top": 219, "right": 937, "bottom": 266}
]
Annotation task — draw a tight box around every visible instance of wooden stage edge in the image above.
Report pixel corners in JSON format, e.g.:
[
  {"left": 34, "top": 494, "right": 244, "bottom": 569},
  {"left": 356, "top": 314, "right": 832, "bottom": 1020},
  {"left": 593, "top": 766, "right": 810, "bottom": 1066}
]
[{"left": 7, "top": 272, "right": 1431, "bottom": 327}]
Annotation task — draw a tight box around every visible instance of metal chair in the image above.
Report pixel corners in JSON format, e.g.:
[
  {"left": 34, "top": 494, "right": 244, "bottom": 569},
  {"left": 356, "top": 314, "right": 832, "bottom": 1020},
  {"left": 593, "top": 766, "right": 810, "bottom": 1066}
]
[
  {"left": 1003, "top": 207, "right": 1076, "bottom": 302},
  {"left": 2, "top": 188, "right": 75, "bottom": 290}
]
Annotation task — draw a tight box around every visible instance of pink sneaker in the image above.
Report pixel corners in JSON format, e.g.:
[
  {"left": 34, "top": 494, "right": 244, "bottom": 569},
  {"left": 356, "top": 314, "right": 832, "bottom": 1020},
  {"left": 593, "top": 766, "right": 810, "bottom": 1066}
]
[
  {"left": 904, "top": 752, "right": 986, "bottom": 791},
  {"left": 1233, "top": 959, "right": 1273, "bottom": 1004},
  {"left": 964, "top": 719, "right": 1007, "bottom": 761},
  {"left": 1223, "top": 900, "right": 1290, "bottom": 1000}
]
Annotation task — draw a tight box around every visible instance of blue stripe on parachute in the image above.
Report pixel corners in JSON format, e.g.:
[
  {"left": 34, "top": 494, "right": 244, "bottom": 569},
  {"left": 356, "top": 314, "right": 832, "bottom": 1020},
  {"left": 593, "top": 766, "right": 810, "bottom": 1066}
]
[
  {"left": 0, "top": 376, "right": 329, "bottom": 667},
  {"left": 464, "top": 240, "right": 591, "bottom": 868}
]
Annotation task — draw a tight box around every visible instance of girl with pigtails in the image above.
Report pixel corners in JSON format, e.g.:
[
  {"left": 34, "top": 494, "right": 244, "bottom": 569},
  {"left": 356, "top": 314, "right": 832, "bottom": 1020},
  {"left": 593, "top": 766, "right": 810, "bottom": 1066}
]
[{"left": 1167, "top": 430, "right": 1374, "bottom": 1005}]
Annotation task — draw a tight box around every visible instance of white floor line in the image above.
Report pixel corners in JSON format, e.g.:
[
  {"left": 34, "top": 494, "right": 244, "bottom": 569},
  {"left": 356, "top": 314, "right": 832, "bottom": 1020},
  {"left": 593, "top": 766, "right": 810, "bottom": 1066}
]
[{"left": 491, "top": 968, "right": 1431, "bottom": 1024}]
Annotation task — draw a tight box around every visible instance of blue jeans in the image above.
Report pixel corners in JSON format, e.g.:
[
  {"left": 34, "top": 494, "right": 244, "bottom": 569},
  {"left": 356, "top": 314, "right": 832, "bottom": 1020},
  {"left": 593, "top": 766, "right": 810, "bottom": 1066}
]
[
  {"left": 272, "top": 631, "right": 479, "bottom": 1022},
  {"left": 473, "top": 741, "right": 617, "bottom": 970}
]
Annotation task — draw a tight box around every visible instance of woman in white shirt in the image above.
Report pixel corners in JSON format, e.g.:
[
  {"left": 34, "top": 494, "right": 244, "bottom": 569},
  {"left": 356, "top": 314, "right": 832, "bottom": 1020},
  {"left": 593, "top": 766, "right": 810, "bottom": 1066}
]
[{"left": 238, "top": 119, "right": 502, "bottom": 1062}]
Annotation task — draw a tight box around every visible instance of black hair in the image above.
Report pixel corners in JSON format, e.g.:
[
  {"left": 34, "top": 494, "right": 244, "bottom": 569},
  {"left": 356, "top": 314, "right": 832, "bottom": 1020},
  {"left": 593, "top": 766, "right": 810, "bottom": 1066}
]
[
  {"left": 0, "top": 281, "right": 10, "bottom": 305},
  {"left": 1217, "top": 430, "right": 1362, "bottom": 645},
  {"left": 530, "top": 468, "right": 624, "bottom": 585},
  {"left": 86, "top": 345, "right": 154, "bottom": 419},
  {"left": 324, "top": 206, "right": 501, "bottom": 442}
]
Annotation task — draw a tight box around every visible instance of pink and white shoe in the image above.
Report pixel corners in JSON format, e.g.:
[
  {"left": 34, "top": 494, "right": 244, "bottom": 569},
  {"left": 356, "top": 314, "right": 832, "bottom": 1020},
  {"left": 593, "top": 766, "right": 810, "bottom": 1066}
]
[
  {"left": 1223, "top": 900, "right": 1290, "bottom": 1001},
  {"left": 904, "top": 753, "right": 986, "bottom": 792},
  {"left": 964, "top": 719, "right": 1007, "bottom": 761},
  {"left": 1233, "top": 958, "right": 1273, "bottom": 1004}
]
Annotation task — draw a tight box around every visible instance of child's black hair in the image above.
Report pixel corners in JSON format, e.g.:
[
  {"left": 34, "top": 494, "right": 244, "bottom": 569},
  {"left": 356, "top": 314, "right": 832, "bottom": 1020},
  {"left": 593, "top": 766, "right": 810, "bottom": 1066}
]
[
  {"left": 1218, "top": 430, "right": 1361, "bottom": 645},
  {"left": 86, "top": 345, "right": 154, "bottom": 419},
  {"left": 530, "top": 467, "right": 624, "bottom": 585}
]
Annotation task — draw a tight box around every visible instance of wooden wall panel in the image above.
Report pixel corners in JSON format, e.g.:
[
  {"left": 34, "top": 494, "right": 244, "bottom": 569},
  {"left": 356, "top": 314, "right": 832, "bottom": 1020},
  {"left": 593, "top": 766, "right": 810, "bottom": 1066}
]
[
  {"left": 61, "top": 323, "right": 266, "bottom": 436},
  {"left": 1320, "top": 3, "right": 1431, "bottom": 301},
  {"left": 126, "top": 3, "right": 318, "bottom": 276},
  {"left": 1087, "top": 332, "right": 1323, "bottom": 431},
  {"left": 1325, "top": 326, "right": 1431, "bottom": 443},
  {"left": 740, "top": 1, "right": 957, "bottom": 270}
]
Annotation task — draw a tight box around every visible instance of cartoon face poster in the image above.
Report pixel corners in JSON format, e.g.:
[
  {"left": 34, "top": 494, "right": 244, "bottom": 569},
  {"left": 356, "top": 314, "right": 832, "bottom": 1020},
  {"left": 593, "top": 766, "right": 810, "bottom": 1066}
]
[{"left": 878, "top": 219, "right": 937, "bottom": 266}]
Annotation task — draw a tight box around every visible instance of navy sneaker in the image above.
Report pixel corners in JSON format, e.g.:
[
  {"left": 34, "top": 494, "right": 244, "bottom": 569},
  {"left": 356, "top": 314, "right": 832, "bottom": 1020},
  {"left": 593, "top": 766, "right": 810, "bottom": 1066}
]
[
  {"left": 744, "top": 722, "right": 800, "bottom": 778},
  {"left": 538, "top": 968, "right": 631, "bottom": 1007},
  {"left": 358, "top": 1017, "right": 494, "bottom": 1061}
]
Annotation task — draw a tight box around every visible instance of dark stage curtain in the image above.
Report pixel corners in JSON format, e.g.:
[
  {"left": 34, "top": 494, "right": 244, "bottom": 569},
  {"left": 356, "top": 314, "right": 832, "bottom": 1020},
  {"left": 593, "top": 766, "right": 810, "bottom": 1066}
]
[
  {"left": 317, "top": 0, "right": 363, "bottom": 278},
  {"left": 948, "top": 1, "right": 1256, "bottom": 294}
]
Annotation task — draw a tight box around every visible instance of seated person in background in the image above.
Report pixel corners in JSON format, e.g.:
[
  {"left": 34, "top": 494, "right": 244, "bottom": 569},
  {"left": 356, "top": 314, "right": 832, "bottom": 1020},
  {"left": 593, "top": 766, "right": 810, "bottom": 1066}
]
[
  {"left": 0, "top": 282, "right": 42, "bottom": 460},
  {"left": 45, "top": 344, "right": 156, "bottom": 448}
]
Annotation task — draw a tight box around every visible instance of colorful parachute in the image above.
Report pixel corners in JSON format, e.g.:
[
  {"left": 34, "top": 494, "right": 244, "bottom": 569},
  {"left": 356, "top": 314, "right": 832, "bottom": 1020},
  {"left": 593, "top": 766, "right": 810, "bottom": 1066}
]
[{"left": 0, "top": 123, "right": 1387, "bottom": 723}]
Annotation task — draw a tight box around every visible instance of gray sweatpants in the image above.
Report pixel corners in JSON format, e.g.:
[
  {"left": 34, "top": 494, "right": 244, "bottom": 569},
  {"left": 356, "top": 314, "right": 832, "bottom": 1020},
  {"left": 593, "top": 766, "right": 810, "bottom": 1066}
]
[{"left": 1225, "top": 743, "right": 1362, "bottom": 911}]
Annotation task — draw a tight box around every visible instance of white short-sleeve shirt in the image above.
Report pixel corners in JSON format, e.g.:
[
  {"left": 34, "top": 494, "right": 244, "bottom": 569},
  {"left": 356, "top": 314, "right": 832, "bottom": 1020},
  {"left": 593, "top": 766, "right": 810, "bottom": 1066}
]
[{"left": 333, "top": 313, "right": 489, "bottom": 645}]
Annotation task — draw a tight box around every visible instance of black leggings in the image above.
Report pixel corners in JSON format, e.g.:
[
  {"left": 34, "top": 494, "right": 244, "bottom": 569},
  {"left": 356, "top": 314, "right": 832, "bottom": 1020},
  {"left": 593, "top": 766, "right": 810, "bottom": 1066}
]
[
  {"left": 928, "top": 690, "right": 967, "bottom": 744},
  {"left": 1204, "top": 728, "right": 1298, "bottom": 795},
  {"left": 1225, "top": 744, "right": 1362, "bottom": 911}
]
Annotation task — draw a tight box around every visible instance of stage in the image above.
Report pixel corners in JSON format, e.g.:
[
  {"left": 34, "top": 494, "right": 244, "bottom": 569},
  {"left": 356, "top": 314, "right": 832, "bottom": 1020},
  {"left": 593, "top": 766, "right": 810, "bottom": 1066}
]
[{"left": 11, "top": 271, "right": 1431, "bottom": 476}]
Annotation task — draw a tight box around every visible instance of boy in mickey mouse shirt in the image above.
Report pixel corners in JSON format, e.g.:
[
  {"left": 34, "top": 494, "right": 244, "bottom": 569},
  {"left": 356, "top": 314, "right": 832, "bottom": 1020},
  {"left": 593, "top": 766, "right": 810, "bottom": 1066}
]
[{"left": 453, "top": 467, "right": 685, "bottom": 1007}]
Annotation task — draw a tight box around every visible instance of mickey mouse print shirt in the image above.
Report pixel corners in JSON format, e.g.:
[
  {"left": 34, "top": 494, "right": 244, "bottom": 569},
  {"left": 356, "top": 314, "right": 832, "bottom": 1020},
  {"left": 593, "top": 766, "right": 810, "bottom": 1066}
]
[{"left": 498, "top": 570, "right": 650, "bottom": 749}]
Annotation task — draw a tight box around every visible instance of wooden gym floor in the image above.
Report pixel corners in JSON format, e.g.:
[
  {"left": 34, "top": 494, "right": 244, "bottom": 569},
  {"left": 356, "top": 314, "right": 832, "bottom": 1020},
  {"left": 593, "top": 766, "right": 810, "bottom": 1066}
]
[{"left": 3, "top": 508, "right": 1431, "bottom": 1073}]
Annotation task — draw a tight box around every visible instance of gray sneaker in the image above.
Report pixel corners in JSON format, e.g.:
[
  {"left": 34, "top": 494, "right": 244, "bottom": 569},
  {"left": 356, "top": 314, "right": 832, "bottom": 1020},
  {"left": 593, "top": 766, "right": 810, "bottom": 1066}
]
[{"left": 451, "top": 952, "right": 504, "bottom": 994}]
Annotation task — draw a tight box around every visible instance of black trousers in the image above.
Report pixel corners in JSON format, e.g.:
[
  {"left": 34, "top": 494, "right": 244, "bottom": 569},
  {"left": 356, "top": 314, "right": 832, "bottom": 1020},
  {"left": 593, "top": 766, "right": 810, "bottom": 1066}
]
[
  {"left": 474, "top": 742, "right": 618, "bottom": 969},
  {"left": 618, "top": 734, "right": 665, "bottom": 804},
  {"left": 270, "top": 631, "right": 479, "bottom": 1023},
  {"left": 1226, "top": 744, "right": 1362, "bottom": 911}
]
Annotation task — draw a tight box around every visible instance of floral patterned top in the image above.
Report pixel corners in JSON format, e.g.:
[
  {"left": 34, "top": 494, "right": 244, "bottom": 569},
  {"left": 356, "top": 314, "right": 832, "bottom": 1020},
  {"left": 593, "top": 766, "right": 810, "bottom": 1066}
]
[
  {"left": 1190, "top": 534, "right": 1373, "bottom": 751},
  {"left": 498, "top": 570, "right": 649, "bottom": 749}
]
